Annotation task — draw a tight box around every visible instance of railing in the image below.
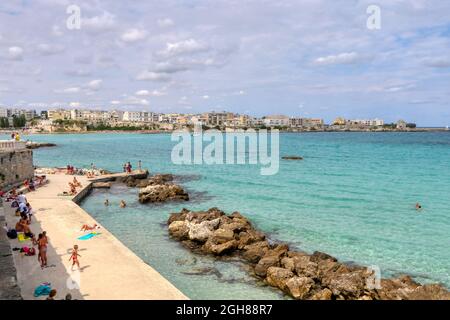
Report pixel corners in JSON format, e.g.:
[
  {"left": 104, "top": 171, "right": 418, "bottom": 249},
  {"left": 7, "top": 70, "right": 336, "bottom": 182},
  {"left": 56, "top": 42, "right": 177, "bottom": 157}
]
[{"left": 0, "top": 140, "right": 27, "bottom": 151}]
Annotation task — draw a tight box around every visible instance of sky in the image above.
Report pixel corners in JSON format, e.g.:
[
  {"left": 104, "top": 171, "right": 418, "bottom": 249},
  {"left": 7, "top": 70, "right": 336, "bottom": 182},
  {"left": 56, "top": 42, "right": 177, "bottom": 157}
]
[{"left": 0, "top": 0, "right": 449, "bottom": 126}]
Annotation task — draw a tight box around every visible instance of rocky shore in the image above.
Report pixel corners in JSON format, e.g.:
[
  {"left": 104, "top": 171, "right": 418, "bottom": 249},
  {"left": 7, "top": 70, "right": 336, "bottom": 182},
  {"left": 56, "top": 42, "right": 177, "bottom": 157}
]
[
  {"left": 118, "top": 174, "right": 189, "bottom": 203},
  {"left": 167, "top": 207, "right": 450, "bottom": 300}
]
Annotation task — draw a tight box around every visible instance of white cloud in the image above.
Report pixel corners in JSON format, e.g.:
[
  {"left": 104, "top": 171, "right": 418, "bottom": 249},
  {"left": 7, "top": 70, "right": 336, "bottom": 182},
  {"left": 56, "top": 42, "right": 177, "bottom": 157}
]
[
  {"left": 314, "top": 52, "right": 363, "bottom": 66},
  {"left": 120, "top": 28, "right": 147, "bottom": 43},
  {"left": 136, "top": 89, "right": 167, "bottom": 97},
  {"left": 423, "top": 57, "right": 450, "bottom": 68},
  {"left": 37, "top": 43, "right": 65, "bottom": 56},
  {"left": 8, "top": 46, "right": 24, "bottom": 60},
  {"left": 135, "top": 90, "right": 150, "bottom": 96},
  {"left": 69, "top": 102, "right": 81, "bottom": 107},
  {"left": 159, "top": 39, "right": 209, "bottom": 57},
  {"left": 65, "top": 69, "right": 92, "bottom": 77},
  {"left": 202, "top": 95, "right": 209, "bottom": 99},
  {"left": 157, "top": 18, "right": 174, "bottom": 28},
  {"left": 52, "top": 25, "right": 63, "bottom": 37},
  {"left": 82, "top": 12, "right": 116, "bottom": 33},
  {"left": 85, "top": 79, "right": 103, "bottom": 91},
  {"left": 120, "top": 95, "right": 150, "bottom": 106},
  {"left": 56, "top": 87, "right": 81, "bottom": 94},
  {"left": 136, "top": 71, "right": 170, "bottom": 81}
]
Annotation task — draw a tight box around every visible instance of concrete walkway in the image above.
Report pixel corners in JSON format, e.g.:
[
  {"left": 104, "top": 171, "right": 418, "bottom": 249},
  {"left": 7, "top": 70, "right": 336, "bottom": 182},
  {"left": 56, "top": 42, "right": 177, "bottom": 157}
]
[{"left": 3, "top": 174, "right": 187, "bottom": 300}]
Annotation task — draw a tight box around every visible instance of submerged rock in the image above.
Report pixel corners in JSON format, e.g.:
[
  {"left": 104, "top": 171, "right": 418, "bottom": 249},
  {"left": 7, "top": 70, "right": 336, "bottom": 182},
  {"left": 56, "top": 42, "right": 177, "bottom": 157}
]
[{"left": 281, "top": 156, "right": 303, "bottom": 160}]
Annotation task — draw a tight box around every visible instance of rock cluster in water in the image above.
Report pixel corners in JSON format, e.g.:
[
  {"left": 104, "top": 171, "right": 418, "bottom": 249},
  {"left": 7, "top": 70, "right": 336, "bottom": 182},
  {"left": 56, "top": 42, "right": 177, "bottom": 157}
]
[
  {"left": 119, "top": 174, "right": 189, "bottom": 203},
  {"left": 167, "top": 207, "right": 450, "bottom": 300},
  {"left": 281, "top": 156, "right": 303, "bottom": 160},
  {"left": 25, "top": 141, "right": 57, "bottom": 149}
]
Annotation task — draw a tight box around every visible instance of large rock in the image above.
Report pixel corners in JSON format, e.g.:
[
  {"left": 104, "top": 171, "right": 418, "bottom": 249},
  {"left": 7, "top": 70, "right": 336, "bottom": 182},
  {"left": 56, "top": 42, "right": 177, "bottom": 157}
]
[
  {"left": 327, "top": 271, "right": 367, "bottom": 298},
  {"left": 167, "top": 209, "right": 190, "bottom": 225},
  {"left": 280, "top": 257, "right": 296, "bottom": 272},
  {"left": 254, "top": 255, "right": 281, "bottom": 277},
  {"left": 266, "top": 267, "right": 295, "bottom": 292},
  {"left": 294, "top": 255, "right": 319, "bottom": 279},
  {"left": 242, "top": 241, "right": 270, "bottom": 263},
  {"left": 210, "top": 228, "right": 235, "bottom": 244},
  {"left": 187, "top": 218, "right": 220, "bottom": 243},
  {"left": 221, "top": 219, "right": 251, "bottom": 233},
  {"left": 310, "top": 251, "right": 338, "bottom": 263},
  {"left": 310, "top": 288, "right": 333, "bottom": 300},
  {"left": 168, "top": 221, "right": 189, "bottom": 240},
  {"left": 285, "top": 276, "right": 315, "bottom": 299},
  {"left": 237, "top": 230, "right": 265, "bottom": 249},
  {"left": 407, "top": 284, "right": 450, "bottom": 300},
  {"left": 206, "top": 240, "right": 238, "bottom": 255},
  {"left": 139, "top": 184, "right": 189, "bottom": 203}
]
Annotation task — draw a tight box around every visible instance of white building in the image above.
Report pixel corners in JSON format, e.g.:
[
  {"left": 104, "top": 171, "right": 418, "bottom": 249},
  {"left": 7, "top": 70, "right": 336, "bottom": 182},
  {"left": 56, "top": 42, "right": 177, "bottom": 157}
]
[
  {"left": 123, "top": 111, "right": 153, "bottom": 123},
  {"left": 263, "top": 115, "right": 290, "bottom": 127},
  {"left": 349, "top": 118, "right": 384, "bottom": 126}
]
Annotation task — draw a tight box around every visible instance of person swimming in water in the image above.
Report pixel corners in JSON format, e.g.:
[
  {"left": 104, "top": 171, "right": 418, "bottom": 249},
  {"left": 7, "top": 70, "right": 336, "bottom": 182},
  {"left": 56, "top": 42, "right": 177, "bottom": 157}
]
[
  {"left": 120, "top": 200, "right": 126, "bottom": 208},
  {"left": 104, "top": 199, "right": 109, "bottom": 206},
  {"left": 415, "top": 203, "right": 422, "bottom": 210}
]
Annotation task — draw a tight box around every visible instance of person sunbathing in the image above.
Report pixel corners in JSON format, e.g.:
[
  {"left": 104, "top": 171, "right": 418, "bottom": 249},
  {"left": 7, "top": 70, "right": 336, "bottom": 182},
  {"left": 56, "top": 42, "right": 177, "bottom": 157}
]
[
  {"left": 68, "top": 182, "right": 77, "bottom": 195},
  {"left": 16, "top": 218, "right": 34, "bottom": 238},
  {"left": 72, "top": 177, "right": 82, "bottom": 188},
  {"left": 80, "top": 224, "right": 100, "bottom": 232}
]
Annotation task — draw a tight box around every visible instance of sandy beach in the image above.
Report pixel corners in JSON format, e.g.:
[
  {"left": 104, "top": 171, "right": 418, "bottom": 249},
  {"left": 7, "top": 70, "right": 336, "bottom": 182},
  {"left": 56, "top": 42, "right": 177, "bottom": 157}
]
[{"left": 3, "top": 173, "right": 188, "bottom": 300}]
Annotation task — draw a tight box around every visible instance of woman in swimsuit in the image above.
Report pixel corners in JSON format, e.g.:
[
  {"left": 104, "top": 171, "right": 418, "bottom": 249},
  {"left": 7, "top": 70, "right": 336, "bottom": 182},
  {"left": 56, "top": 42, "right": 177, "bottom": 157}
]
[{"left": 38, "top": 233, "right": 48, "bottom": 268}]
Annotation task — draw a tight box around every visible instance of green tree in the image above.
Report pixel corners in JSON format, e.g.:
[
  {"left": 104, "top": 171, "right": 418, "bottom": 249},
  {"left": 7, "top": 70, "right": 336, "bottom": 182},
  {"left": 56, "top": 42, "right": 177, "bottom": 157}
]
[
  {"left": 0, "top": 117, "right": 9, "bottom": 128},
  {"left": 12, "top": 115, "right": 26, "bottom": 128}
]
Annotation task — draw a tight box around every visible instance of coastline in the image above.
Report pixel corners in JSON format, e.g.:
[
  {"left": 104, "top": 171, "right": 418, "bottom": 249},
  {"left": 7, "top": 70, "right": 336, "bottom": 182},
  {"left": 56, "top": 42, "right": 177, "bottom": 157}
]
[
  {"left": 2, "top": 128, "right": 449, "bottom": 136},
  {"left": 2, "top": 173, "right": 188, "bottom": 300}
]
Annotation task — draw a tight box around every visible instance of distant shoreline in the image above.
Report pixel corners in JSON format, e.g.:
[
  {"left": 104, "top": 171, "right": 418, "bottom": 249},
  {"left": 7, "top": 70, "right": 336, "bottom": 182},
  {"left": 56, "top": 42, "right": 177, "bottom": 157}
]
[{"left": 1, "top": 128, "right": 448, "bottom": 135}]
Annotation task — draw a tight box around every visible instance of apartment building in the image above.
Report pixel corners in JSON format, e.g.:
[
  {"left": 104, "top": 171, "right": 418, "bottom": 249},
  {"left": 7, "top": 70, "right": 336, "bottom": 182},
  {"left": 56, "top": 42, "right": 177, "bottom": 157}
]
[{"left": 263, "top": 115, "right": 290, "bottom": 127}]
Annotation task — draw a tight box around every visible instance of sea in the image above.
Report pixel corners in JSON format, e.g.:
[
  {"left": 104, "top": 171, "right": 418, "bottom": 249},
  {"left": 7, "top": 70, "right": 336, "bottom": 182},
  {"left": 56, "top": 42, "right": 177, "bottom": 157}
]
[{"left": 2, "top": 132, "right": 449, "bottom": 299}]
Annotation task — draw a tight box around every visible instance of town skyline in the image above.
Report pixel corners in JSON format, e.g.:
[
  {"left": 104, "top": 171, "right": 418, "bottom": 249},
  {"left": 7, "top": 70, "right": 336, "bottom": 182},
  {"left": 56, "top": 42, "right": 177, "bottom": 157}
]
[{"left": 1, "top": 1, "right": 449, "bottom": 126}]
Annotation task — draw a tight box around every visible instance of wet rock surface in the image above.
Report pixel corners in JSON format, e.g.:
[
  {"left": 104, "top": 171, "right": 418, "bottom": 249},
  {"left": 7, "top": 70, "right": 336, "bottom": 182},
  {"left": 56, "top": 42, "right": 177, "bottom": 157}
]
[
  {"left": 118, "top": 174, "right": 190, "bottom": 203},
  {"left": 167, "top": 207, "right": 450, "bottom": 300}
]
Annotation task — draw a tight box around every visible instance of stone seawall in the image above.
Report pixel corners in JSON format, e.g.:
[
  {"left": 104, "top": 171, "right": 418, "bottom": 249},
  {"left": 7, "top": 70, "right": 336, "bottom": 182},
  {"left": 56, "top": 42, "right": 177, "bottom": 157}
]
[
  {"left": 0, "top": 208, "right": 22, "bottom": 300},
  {"left": 0, "top": 149, "right": 34, "bottom": 189}
]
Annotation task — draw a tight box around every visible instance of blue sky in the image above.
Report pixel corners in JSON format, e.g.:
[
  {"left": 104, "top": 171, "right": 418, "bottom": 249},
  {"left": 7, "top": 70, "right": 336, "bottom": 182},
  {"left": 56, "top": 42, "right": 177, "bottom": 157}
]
[{"left": 0, "top": 0, "right": 449, "bottom": 126}]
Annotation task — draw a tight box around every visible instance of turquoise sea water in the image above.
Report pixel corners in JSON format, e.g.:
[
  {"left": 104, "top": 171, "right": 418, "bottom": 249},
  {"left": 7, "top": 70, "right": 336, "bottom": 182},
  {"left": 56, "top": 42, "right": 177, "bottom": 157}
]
[{"left": 4, "top": 132, "right": 449, "bottom": 298}]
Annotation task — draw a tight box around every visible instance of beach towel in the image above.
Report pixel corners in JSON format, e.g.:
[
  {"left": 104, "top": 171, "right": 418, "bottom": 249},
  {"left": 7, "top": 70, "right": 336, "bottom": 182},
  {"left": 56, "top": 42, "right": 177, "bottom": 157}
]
[
  {"left": 34, "top": 284, "right": 51, "bottom": 297},
  {"left": 78, "top": 232, "right": 101, "bottom": 240},
  {"left": 17, "top": 233, "right": 31, "bottom": 242}
]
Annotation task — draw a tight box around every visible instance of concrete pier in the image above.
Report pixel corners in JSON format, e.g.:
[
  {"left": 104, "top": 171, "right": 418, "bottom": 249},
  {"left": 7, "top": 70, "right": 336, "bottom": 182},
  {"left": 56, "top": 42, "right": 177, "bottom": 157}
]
[{"left": 2, "top": 174, "right": 187, "bottom": 300}]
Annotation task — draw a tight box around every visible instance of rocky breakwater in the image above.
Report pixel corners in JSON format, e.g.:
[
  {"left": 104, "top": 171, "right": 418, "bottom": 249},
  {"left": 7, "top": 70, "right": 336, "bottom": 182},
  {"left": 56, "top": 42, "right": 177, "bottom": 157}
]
[
  {"left": 25, "top": 141, "right": 57, "bottom": 149},
  {"left": 119, "top": 174, "right": 189, "bottom": 203},
  {"left": 167, "top": 208, "right": 450, "bottom": 300}
]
